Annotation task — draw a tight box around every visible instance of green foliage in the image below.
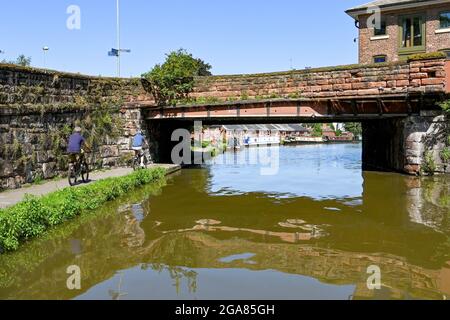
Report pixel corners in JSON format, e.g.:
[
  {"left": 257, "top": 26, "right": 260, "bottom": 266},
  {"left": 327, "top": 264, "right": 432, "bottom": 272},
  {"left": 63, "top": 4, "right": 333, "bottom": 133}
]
[
  {"left": 181, "top": 96, "right": 220, "bottom": 105},
  {"left": 142, "top": 49, "right": 212, "bottom": 106},
  {"left": 1, "top": 54, "right": 32, "bottom": 67},
  {"left": 195, "top": 59, "right": 212, "bottom": 76},
  {"left": 441, "top": 147, "right": 450, "bottom": 164},
  {"left": 0, "top": 168, "right": 166, "bottom": 253},
  {"left": 240, "top": 91, "right": 249, "bottom": 100},
  {"left": 312, "top": 124, "right": 323, "bottom": 138},
  {"left": 15, "top": 55, "right": 32, "bottom": 67},
  {"left": 408, "top": 52, "right": 447, "bottom": 62},
  {"left": 422, "top": 151, "right": 437, "bottom": 176},
  {"left": 439, "top": 100, "right": 450, "bottom": 115},
  {"left": 82, "top": 105, "right": 124, "bottom": 154},
  {"left": 344, "top": 122, "right": 362, "bottom": 137},
  {"left": 288, "top": 92, "right": 302, "bottom": 99},
  {"left": 201, "top": 140, "right": 211, "bottom": 149}
]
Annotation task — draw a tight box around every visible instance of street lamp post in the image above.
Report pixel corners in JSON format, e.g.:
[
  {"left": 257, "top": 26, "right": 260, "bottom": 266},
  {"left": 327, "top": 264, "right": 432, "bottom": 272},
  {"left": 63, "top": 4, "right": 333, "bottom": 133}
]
[
  {"left": 43, "top": 46, "right": 49, "bottom": 68},
  {"left": 108, "top": 0, "right": 130, "bottom": 77},
  {"left": 116, "top": 0, "right": 121, "bottom": 77}
]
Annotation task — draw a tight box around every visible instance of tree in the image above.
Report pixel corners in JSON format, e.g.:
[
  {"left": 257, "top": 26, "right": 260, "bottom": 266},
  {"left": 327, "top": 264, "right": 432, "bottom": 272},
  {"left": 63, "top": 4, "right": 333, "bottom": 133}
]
[
  {"left": 1, "top": 54, "right": 32, "bottom": 67},
  {"left": 312, "top": 123, "right": 323, "bottom": 137},
  {"left": 142, "top": 49, "right": 213, "bottom": 106},
  {"left": 195, "top": 58, "right": 212, "bottom": 76},
  {"left": 15, "top": 55, "right": 32, "bottom": 67},
  {"left": 344, "top": 122, "right": 362, "bottom": 137}
]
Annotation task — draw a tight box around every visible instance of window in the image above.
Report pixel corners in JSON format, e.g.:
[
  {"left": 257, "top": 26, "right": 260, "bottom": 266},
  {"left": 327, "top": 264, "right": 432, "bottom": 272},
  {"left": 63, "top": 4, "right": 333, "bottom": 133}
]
[
  {"left": 440, "top": 11, "right": 450, "bottom": 29},
  {"left": 374, "top": 19, "right": 387, "bottom": 36},
  {"left": 374, "top": 55, "right": 387, "bottom": 63},
  {"left": 400, "top": 15, "right": 425, "bottom": 51}
]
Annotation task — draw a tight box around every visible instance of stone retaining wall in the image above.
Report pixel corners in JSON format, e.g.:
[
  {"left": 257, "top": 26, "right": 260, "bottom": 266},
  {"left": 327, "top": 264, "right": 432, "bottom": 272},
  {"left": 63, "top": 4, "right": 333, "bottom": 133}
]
[
  {"left": 0, "top": 65, "right": 152, "bottom": 189},
  {"left": 0, "top": 106, "right": 153, "bottom": 189},
  {"left": 363, "top": 112, "right": 449, "bottom": 175}
]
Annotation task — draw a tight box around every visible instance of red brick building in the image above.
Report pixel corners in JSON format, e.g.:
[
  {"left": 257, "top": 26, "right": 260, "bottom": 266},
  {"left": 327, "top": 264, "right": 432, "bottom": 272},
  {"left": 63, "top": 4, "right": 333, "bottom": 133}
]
[{"left": 346, "top": 0, "right": 450, "bottom": 64}]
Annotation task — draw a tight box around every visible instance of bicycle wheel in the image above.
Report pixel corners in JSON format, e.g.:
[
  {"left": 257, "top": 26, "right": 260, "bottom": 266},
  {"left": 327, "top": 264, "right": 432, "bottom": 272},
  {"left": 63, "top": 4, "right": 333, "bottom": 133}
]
[
  {"left": 81, "top": 162, "right": 90, "bottom": 183},
  {"left": 132, "top": 156, "right": 139, "bottom": 171},
  {"left": 142, "top": 156, "right": 148, "bottom": 169},
  {"left": 68, "top": 165, "right": 78, "bottom": 186}
]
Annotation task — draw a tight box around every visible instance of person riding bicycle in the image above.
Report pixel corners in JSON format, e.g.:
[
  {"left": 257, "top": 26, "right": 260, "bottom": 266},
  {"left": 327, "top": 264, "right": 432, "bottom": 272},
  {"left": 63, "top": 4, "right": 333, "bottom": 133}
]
[
  {"left": 67, "top": 126, "right": 87, "bottom": 164},
  {"left": 132, "top": 130, "right": 146, "bottom": 168}
]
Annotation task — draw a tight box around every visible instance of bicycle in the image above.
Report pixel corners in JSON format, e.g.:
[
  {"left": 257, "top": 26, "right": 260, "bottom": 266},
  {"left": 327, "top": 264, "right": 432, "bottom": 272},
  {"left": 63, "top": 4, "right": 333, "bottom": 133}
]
[
  {"left": 132, "top": 149, "right": 147, "bottom": 171},
  {"left": 68, "top": 152, "right": 90, "bottom": 186}
]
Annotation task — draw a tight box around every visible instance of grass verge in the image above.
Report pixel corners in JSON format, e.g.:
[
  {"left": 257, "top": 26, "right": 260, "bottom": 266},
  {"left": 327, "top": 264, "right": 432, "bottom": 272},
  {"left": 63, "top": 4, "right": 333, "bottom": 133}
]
[{"left": 0, "top": 167, "right": 166, "bottom": 253}]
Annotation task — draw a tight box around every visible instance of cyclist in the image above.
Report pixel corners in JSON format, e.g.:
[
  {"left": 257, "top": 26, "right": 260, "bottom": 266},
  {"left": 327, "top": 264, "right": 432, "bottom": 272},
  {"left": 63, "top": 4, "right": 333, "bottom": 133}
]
[
  {"left": 67, "top": 126, "right": 86, "bottom": 165},
  {"left": 132, "top": 130, "right": 146, "bottom": 168}
]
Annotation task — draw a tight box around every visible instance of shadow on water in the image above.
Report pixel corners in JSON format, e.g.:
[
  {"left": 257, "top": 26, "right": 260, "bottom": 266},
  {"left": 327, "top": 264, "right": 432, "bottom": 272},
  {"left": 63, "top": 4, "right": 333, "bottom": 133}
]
[{"left": 0, "top": 144, "right": 449, "bottom": 300}]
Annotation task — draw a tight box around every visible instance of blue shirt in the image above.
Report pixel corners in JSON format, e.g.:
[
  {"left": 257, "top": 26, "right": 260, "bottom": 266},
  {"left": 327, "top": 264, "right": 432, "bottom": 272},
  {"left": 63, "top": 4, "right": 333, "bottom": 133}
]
[
  {"left": 67, "top": 133, "right": 85, "bottom": 153},
  {"left": 133, "top": 133, "right": 144, "bottom": 148}
]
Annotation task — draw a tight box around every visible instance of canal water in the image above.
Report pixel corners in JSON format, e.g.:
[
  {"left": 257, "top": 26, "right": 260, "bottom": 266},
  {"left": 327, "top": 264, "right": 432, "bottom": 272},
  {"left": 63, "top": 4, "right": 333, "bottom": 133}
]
[{"left": 0, "top": 143, "right": 449, "bottom": 300}]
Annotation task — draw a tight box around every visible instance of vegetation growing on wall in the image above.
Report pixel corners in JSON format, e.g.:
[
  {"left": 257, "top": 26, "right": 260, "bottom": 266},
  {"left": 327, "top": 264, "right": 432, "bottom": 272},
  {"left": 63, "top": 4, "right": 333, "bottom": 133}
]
[
  {"left": 0, "top": 168, "right": 166, "bottom": 253},
  {"left": 422, "top": 151, "right": 437, "bottom": 176},
  {"left": 141, "top": 49, "right": 213, "bottom": 106},
  {"left": 438, "top": 100, "right": 450, "bottom": 170},
  {"left": 407, "top": 52, "right": 447, "bottom": 62}
]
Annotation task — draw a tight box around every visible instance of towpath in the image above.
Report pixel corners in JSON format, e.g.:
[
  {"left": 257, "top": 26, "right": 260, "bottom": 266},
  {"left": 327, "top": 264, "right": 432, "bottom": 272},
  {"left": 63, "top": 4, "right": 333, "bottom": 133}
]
[{"left": 0, "top": 164, "right": 181, "bottom": 209}]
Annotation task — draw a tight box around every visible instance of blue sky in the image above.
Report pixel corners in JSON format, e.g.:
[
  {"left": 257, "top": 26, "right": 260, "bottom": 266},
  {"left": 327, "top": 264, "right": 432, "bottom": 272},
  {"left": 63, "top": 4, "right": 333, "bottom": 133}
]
[{"left": 0, "top": 0, "right": 363, "bottom": 77}]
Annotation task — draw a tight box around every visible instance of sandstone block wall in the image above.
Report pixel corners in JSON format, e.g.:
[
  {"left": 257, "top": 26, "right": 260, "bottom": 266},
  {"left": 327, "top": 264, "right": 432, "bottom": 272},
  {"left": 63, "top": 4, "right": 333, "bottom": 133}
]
[
  {"left": 363, "top": 112, "right": 449, "bottom": 175},
  {"left": 0, "top": 65, "right": 152, "bottom": 190},
  {"left": 190, "top": 58, "right": 447, "bottom": 102}
]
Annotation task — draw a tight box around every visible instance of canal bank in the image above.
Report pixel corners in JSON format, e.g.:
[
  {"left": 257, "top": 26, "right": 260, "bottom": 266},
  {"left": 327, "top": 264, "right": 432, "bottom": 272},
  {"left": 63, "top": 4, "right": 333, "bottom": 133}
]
[
  {"left": 0, "top": 144, "right": 449, "bottom": 300},
  {"left": 0, "top": 164, "right": 180, "bottom": 253},
  {"left": 0, "top": 164, "right": 181, "bottom": 209}
]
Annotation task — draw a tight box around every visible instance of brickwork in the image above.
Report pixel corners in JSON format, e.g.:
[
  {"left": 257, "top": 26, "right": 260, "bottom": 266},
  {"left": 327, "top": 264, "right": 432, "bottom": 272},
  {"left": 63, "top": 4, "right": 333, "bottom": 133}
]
[{"left": 357, "top": 4, "right": 450, "bottom": 64}]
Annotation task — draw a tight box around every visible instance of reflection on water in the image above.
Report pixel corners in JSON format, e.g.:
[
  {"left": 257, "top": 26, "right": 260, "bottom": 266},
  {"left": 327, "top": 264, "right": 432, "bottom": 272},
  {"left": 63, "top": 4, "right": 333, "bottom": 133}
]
[{"left": 0, "top": 144, "right": 449, "bottom": 300}]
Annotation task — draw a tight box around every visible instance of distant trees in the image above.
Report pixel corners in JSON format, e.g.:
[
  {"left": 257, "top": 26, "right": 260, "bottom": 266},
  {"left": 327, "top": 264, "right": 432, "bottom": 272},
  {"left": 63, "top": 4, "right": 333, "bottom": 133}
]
[
  {"left": 344, "top": 122, "right": 362, "bottom": 137},
  {"left": 312, "top": 124, "right": 323, "bottom": 137},
  {"left": 141, "top": 49, "right": 213, "bottom": 106},
  {"left": 1, "top": 54, "right": 32, "bottom": 67}
]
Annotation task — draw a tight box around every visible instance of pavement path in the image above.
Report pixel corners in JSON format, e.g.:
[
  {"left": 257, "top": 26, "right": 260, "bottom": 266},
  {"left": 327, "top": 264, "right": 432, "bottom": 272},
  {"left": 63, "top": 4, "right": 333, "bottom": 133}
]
[{"left": 0, "top": 164, "right": 181, "bottom": 209}]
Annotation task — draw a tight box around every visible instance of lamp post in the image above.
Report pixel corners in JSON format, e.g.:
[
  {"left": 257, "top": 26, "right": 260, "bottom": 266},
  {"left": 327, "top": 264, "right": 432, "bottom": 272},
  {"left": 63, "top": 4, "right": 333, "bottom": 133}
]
[
  {"left": 116, "top": 0, "right": 120, "bottom": 76},
  {"left": 43, "top": 46, "right": 49, "bottom": 68},
  {"left": 108, "top": 0, "right": 130, "bottom": 77}
]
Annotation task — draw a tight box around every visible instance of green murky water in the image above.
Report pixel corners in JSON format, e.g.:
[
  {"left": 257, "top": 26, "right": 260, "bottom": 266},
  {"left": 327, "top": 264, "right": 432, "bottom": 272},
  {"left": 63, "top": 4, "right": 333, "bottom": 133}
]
[{"left": 0, "top": 144, "right": 449, "bottom": 300}]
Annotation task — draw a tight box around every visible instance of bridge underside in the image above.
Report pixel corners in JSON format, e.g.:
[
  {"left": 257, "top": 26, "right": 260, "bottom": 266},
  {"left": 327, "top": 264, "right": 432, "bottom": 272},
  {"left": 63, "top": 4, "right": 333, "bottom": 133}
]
[
  {"left": 145, "top": 94, "right": 442, "bottom": 124},
  {"left": 142, "top": 93, "right": 447, "bottom": 176}
]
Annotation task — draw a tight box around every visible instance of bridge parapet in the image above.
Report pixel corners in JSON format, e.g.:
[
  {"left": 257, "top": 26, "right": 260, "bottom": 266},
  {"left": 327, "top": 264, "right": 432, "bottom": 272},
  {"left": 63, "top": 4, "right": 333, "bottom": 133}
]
[{"left": 191, "top": 57, "right": 448, "bottom": 103}]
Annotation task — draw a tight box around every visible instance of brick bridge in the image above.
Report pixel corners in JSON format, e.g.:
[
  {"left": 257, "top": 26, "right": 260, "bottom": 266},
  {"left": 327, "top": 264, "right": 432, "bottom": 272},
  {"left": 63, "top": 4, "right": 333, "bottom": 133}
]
[
  {"left": 0, "top": 56, "right": 449, "bottom": 189},
  {"left": 145, "top": 57, "right": 450, "bottom": 121},
  {"left": 140, "top": 56, "right": 450, "bottom": 175}
]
